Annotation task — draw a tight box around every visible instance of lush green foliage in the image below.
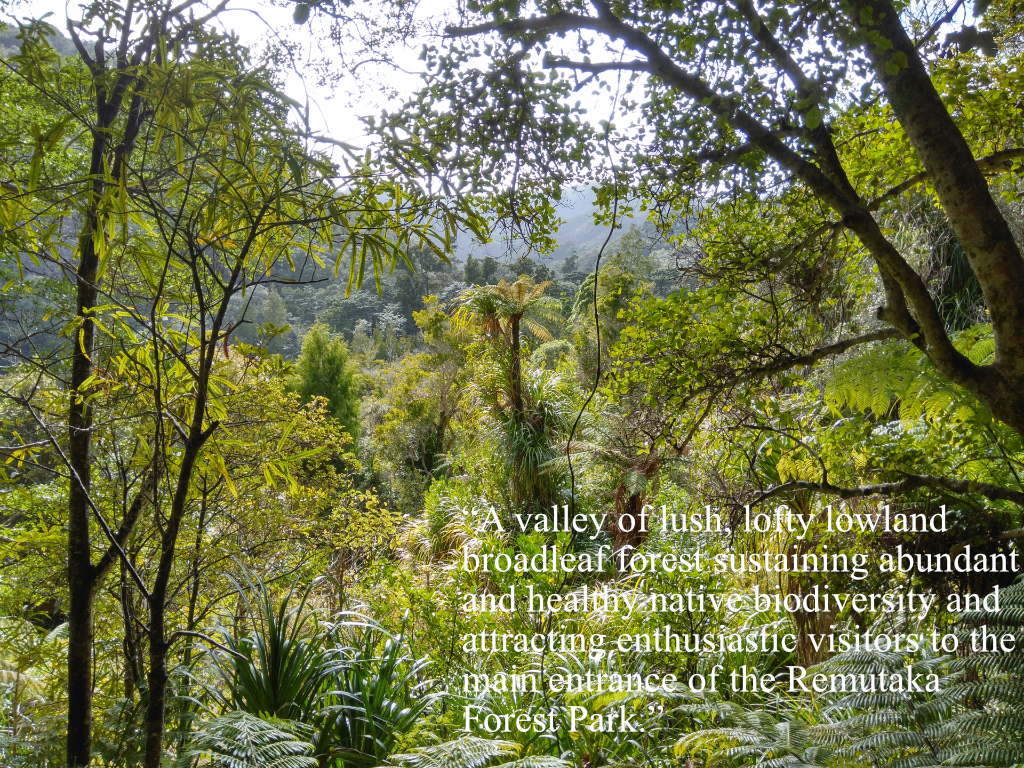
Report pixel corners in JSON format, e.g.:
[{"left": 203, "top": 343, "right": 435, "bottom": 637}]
[
  {"left": 292, "top": 324, "right": 361, "bottom": 441},
  {"left": 3, "top": 0, "right": 1024, "bottom": 767}
]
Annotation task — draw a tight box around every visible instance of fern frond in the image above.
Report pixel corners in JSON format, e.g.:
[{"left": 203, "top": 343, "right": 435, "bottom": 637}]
[
  {"left": 177, "top": 711, "right": 316, "bottom": 768},
  {"left": 389, "top": 737, "right": 521, "bottom": 768},
  {"left": 941, "top": 746, "right": 1024, "bottom": 766},
  {"left": 493, "top": 757, "right": 569, "bottom": 768}
]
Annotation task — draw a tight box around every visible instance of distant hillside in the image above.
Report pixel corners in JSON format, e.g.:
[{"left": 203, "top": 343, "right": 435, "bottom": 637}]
[
  {"left": 454, "top": 186, "right": 680, "bottom": 273},
  {"left": 0, "top": 21, "right": 79, "bottom": 58}
]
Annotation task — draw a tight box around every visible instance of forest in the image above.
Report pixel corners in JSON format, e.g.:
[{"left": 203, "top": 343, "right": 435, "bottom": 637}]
[{"left": 2, "top": 0, "right": 1024, "bottom": 766}]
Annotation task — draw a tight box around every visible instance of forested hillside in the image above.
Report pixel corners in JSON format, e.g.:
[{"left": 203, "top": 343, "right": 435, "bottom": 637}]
[{"left": 2, "top": 1, "right": 1024, "bottom": 767}]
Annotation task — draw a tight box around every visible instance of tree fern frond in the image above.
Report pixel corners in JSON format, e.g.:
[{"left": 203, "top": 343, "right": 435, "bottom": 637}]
[
  {"left": 389, "top": 737, "right": 520, "bottom": 768},
  {"left": 853, "top": 731, "right": 932, "bottom": 750},
  {"left": 493, "top": 756, "right": 569, "bottom": 768},
  {"left": 177, "top": 711, "right": 316, "bottom": 768},
  {"left": 941, "top": 746, "right": 1024, "bottom": 767},
  {"left": 886, "top": 756, "right": 941, "bottom": 768}
]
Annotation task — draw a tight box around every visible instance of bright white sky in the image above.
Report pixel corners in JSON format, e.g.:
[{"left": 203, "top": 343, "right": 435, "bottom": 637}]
[
  {"left": 9, "top": 0, "right": 974, "bottom": 155},
  {"left": 7, "top": 0, "right": 627, "bottom": 259},
  {"left": 12, "top": 0, "right": 443, "bottom": 147}
]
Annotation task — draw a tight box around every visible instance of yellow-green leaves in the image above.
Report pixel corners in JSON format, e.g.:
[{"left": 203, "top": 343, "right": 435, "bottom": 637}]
[
  {"left": 885, "top": 51, "right": 908, "bottom": 76},
  {"left": 804, "top": 106, "right": 822, "bottom": 130}
]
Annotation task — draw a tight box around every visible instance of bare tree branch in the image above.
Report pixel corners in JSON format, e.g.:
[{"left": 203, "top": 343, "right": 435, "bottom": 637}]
[
  {"left": 746, "top": 329, "right": 901, "bottom": 379},
  {"left": 542, "top": 55, "right": 650, "bottom": 74},
  {"left": 93, "top": 467, "right": 157, "bottom": 584},
  {"left": 673, "top": 329, "right": 901, "bottom": 405},
  {"left": 168, "top": 630, "right": 246, "bottom": 660},
  {"left": 867, "top": 148, "right": 1024, "bottom": 212},
  {"left": 952, "top": 526, "right": 1024, "bottom": 555},
  {"left": 914, "top": 0, "right": 966, "bottom": 49},
  {"left": 0, "top": 440, "right": 51, "bottom": 453}
]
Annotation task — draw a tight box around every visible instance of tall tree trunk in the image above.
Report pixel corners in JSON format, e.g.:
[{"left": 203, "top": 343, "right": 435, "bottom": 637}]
[
  {"left": 142, "top": 461, "right": 194, "bottom": 768},
  {"left": 64, "top": 27, "right": 150, "bottom": 759},
  {"left": 120, "top": 559, "right": 139, "bottom": 701},
  {"left": 143, "top": 432, "right": 208, "bottom": 767},
  {"left": 66, "top": 169, "right": 103, "bottom": 767},
  {"left": 66, "top": 570, "right": 96, "bottom": 765},
  {"left": 143, "top": 610, "right": 169, "bottom": 768},
  {"left": 175, "top": 492, "right": 209, "bottom": 752},
  {"left": 142, "top": 341, "right": 222, "bottom": 767},
  {"left": 851, "top": 0, "right": 1024, "bottom": 368},
  {"left": 510, "top": 314, "right": 523, "bottom": 417},
  {"left": 58, "top": 5, "right": 224, "bottom": 760}
]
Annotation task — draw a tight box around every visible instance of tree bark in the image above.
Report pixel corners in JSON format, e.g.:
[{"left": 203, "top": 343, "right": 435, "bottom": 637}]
[
  {"left": 510, "top": 314, "right": 523, "bottom": 417},
  {"left": 65, "top": 143, "right": 106, "bottom": 768},
  {"left": 850, "top": 0, "right": 1024, "bottom": 371},
  {"left": 63, "top": 14, "right": 156, "bottom": 761},
  {"left": 65, "top": 547, "right": 95, "bottom": 767},
  {"left": 142, "top": 441, "right": 202, "bottom": 768}
]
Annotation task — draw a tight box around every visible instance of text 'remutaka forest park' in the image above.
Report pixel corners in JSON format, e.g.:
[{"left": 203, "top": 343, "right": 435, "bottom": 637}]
[{"left": 4, "top": 0, "right": 1024, "bottom": 766}]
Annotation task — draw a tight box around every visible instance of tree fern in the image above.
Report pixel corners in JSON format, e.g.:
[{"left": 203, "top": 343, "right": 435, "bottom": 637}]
[
  {"left": 816, "top": 581, "right": 1024, "bottom": 768},
  {"left": 825, "top": 328, "right": 995, "bottom": 426},
  {"left": 674, "top": 700, "right": 843, "bottom": 768},
  {"left": 931, "top": 579, "right": 1024, "bottom": 767},
  {"left": 175, "top": 711, "right": 317, "bottom": 768},
  {"left": 389, "top": 736, "right": 567, "bottom": 768},
  {"left": 814, "top": 645, "right": 950, "bottom": 768}
]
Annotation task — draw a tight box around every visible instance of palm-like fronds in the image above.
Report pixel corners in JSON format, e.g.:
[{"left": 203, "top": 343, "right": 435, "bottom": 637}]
[
  {"left": 461, "top": 276, "right": 561, "bottom": 422},
  {"left": 390, "top": 736, "right": 567, "bottom": 768},
  {"left": 825, "top": 329, "right": 995, "bottom": 427},
  {"left": 461, "top": 278, "right": 560, "bottom": 343},
  {"left": 460, "top": 276, "right": 569, "bottom": 508},
  {"left": 815, "top": 645, "right": 950, "bottom": 768},
  {"left": 676, "top": 701, "right": 841, "bottom": 768},
  {"left": 0, "top": 618, "right": 58, "bottom": 705},
  {"left": 491, "top": 369, "right": 573, "bottom": 509},
  {"left": 175, "top": 711, "right": 317, "bottom": 768}
]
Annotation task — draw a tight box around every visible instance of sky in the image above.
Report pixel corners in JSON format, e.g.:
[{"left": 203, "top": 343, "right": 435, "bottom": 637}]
[
  {"left": 6, "top": 0, "right": 628, "bottom": 262},
  {"left": 13, "top": 0, "right": 440, "bottom": 147}
]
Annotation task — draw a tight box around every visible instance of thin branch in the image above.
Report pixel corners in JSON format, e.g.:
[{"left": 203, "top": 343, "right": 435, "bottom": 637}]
[
  {"left": 0, "top": 440, "right": 51, "bottom": 453},
  {"left": 867, "top": 148, "right": 1024, "bottom": 211},
  {"left": 671, "top": 396, "right": 716, "bottom": 454},
  {"left": 168, "top": 630, "right": 246, "bottom": 660},
  {"left": 721, "top": 328, "right": 901, "bottom": 388},
  {"left": 915, "top": 0, "right": 966, "bottom": 49},
  {"left": 542, "top": 55, "right": 650, "bottom": 74},
  {"left": 93, "top": 466, "right": 156, "bottom": 583},
  {"left": 952, "top": 527, "right": 1024, "bottom": 555}
]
